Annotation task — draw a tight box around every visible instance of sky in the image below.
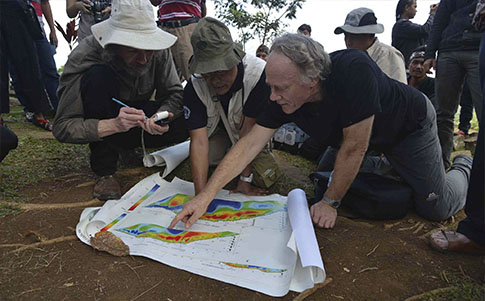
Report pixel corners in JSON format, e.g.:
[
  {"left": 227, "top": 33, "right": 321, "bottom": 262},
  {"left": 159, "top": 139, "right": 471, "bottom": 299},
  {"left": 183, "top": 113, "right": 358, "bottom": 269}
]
[{"left": 47, "top": 0, "right": 439, "bottom": 68}]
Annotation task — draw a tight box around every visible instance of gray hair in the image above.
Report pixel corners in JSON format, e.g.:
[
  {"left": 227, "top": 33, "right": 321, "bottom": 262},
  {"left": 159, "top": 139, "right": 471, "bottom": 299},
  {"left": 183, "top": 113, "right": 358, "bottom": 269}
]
[{"left": 270, "top": 33, "right": 331, "bottom": 83}]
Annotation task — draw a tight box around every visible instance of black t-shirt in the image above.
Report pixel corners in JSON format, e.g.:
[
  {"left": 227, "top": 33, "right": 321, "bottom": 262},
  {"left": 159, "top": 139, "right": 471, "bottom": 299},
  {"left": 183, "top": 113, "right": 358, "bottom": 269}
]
[
  {"left": 417, "top": 76, "right": 436, "bottom": 107},
  {"left": 184, "top": 62, "right": 270, "bottom": 130},
  {"left": 257, "top": 49, "right": 428, "bottom": 151}
]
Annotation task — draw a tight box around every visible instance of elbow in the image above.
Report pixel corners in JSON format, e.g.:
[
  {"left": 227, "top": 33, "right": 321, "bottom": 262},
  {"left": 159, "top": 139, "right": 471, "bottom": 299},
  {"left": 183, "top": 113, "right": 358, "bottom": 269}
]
[
  {"left": 52, "top": 122, "right": 67, "bottom": 143},
  {"left": 66, "top": 9, "right": 77, "bottom": 18}
]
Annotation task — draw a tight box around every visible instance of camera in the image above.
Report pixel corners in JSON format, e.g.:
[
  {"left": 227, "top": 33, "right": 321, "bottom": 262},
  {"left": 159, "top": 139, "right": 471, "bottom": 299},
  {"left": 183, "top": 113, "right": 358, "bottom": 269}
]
[{"left": 82, "top": 0, "right": 111, "bottom": 24}]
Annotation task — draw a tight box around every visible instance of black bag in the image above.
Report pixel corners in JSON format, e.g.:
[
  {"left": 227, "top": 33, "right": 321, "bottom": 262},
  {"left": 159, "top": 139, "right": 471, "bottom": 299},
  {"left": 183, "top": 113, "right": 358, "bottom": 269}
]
[
  {"left": 310, "top": 171, "right": 414, "bottom": 220},
  {"left": 16, "top": 0, "right": 44, "bottom": 40}
]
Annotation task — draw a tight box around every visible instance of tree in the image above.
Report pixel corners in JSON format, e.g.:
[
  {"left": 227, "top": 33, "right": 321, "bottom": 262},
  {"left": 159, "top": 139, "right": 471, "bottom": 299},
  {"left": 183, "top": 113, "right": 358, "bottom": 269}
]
[{"left": 213, "top": 0, "right": 306, "bottom": 48}]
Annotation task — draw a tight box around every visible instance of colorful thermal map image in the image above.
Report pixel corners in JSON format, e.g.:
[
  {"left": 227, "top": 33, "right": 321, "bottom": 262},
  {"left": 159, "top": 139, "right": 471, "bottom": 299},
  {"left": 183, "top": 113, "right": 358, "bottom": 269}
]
[
  {"left": 115, "top": 223, "right": 238, "bottom": 244},
  {"left": 221, "top": 262, "right": 287, "bottom": 273},
  {"left": 146, "top": 194, "right": 287, "bottom": 222}
]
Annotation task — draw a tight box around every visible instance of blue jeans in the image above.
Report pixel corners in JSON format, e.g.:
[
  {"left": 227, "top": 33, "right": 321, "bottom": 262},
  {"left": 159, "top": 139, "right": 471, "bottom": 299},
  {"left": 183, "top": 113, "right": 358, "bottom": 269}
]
[
  {"left": 435, "top": 50, "right": 483, "bottom": 169},
  {"left": 457, "top": 34, "right": 485, "bottom": 245},
  {"left": 10, "top": 36, "right": 59, "bottom": 112},
  {"left": 0, "top": 1, "right": 50, "bottom": 114}
]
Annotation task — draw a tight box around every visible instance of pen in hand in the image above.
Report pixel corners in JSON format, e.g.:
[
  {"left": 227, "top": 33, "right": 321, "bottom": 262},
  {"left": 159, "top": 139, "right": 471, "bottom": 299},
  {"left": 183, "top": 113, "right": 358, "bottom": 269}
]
[{"left": 112, "top": 97, "right": 148, "bottom": 119}]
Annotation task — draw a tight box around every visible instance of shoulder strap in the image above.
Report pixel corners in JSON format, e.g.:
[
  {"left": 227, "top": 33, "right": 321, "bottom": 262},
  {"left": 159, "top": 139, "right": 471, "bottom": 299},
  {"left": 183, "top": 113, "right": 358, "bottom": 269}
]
[{"left": 215, "top": 102, "right": 237, "bottom": 145}]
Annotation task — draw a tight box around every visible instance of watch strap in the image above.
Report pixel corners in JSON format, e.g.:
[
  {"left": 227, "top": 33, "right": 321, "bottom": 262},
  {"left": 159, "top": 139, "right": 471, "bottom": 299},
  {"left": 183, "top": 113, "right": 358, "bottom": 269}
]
[
  {"left": 239, "top": 173, "right": 253, "bottom": 183},
  {"left": 323, "top": 194, "right": 341, "bottom": 209}
]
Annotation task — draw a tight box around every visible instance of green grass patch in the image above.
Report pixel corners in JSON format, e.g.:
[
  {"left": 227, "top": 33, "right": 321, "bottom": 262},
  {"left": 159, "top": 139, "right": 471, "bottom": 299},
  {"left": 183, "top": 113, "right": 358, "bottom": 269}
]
[
  {"left": 414, "top": 269, "right": 485, "bottom": 300},
  {"left": 0, "top": 134, "right": 90, "bottom": 202},
  {"left": 1, "top": 100, "right": 90, "bottom": 203}
]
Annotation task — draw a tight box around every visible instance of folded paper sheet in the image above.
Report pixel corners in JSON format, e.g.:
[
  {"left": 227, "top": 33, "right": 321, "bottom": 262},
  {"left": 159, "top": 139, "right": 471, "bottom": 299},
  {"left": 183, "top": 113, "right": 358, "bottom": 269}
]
[
  {"left": 142, "top": 141, "right": 190, "bottom": 178},
  {"left": 76, "top": 173, "right": 325, "bottom": 296}
]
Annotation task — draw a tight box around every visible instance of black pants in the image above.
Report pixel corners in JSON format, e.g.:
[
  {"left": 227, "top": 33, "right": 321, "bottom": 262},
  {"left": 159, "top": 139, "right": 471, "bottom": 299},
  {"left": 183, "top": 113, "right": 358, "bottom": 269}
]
[
  {"left": 0, "top": 126, "right": 18, "bottom": 162},
  {"left": 456, "top": 35, "right": 485, "bottom": 245},
  {"left": 0, "top": 1, "right": 50, "bottom": 114},
  {"left": 81, "top": 64, "right": 188, "bottom": 176}
]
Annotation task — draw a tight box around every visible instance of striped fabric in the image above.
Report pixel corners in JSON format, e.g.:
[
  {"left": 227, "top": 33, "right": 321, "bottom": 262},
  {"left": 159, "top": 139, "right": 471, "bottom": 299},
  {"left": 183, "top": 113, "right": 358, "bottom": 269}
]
[{"left": 158, "top": 0, "right": 202, "bottom": 21}]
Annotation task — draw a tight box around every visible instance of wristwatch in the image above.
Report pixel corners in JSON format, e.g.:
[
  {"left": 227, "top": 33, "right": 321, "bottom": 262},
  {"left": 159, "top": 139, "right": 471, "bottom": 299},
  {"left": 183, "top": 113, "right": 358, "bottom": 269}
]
[
  {"left": 323, "top": 194, "right": 341, "bottom": 209},
  {"left": 239, "top": 173, "right": 253, "bottom": 183}
]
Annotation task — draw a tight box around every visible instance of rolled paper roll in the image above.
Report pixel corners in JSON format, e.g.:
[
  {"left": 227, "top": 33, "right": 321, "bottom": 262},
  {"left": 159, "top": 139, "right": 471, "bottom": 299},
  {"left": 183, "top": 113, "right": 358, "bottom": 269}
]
[{"left": 153, "top": 111, "right": 169, "bottom": 122}]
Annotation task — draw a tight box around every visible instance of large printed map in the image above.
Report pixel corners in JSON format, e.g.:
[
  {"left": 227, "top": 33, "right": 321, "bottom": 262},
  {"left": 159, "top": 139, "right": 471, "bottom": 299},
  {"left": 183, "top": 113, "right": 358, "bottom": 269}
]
[{"left": 76, "top": 174, "right": 325, "bottom": 297}]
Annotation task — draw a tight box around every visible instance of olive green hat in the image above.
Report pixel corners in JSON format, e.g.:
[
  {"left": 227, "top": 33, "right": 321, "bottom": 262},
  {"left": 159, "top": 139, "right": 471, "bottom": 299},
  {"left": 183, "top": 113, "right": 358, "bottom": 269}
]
[{"left": 189, "top": 17, "right": 246, "bottom": 74}]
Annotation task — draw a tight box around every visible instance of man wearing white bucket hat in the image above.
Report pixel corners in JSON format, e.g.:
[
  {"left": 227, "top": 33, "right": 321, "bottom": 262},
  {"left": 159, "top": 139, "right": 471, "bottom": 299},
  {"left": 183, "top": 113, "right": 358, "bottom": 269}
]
[{"left": 54, "top": 0, "right": 188, "bottom": 200}]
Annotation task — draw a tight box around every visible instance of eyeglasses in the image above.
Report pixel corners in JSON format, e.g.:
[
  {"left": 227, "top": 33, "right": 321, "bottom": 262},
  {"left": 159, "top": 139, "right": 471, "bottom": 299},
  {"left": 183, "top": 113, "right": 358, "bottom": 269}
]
[{"left": 201, "top": 69, "right": 233, "bottom": 80}]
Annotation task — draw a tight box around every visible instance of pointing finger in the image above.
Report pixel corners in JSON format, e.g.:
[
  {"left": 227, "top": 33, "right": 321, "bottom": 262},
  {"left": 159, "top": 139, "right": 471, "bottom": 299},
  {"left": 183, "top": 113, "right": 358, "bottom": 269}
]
[{"left": 169, "top": 211, "right": 186, "bottom": 229}]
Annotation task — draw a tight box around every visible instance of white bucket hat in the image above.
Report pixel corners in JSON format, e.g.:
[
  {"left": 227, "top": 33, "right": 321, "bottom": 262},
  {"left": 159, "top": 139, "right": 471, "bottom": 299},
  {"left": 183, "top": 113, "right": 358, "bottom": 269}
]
[
  {"left": 334, "top": 7, "right": 384, "bottom": 35},
  {"left": 91, "top": 0, "right": 177, "bottom": 50}
]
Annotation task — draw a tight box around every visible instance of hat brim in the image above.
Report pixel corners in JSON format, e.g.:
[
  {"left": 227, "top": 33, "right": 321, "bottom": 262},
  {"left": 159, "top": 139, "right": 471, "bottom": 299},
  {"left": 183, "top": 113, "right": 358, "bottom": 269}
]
[
  {"left": 334, "top": 24, "right": 384, "bottom": 35},
  {"left": 189, "top": 43, "right": 246, "bottom": 74},
  {"left": 92, "top": 21, "right": 177, "bottom": 50}
]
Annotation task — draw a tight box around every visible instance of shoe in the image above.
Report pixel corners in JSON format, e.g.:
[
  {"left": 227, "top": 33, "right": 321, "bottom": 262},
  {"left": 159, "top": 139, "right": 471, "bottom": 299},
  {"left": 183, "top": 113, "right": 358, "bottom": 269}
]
[
  {"left": 25, "top": 112, "right": 34, "bottom": 122},
  {"left": 454, "top": 130, "right": 467, "bottom": 136},
  {"left": 429, "top": 230, "right": 485, "bottom": 255},
  {"left": 32, "top": 117, "right": 53, "bottom": 131},
  {"left": 93, "top": 175, "right": 121, "bottom": 201}
]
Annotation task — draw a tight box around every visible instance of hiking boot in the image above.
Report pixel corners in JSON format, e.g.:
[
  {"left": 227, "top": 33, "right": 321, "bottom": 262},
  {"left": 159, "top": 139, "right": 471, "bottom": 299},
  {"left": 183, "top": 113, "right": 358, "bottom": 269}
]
[{"left": 93, "top": 175, "right": 121, "bottom": 201}]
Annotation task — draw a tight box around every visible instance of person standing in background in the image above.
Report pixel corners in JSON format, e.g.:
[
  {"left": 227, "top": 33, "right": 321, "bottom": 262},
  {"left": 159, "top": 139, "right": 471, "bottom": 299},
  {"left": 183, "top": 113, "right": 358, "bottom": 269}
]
[
  {"left": 66, "top": 0, "right": 112, "bottom": 41},
  {"left": 297, "top": 24, "right": 312, "bottom": 36},
  {"left": 392, "top": 0, "right": 438, "bottom": 65},
  {"left": 1, "top": 0, "right": 53, "bottom": 130},
  {"left": 335, "top": 7, "right": 407, "bottom": 83},
  {"left": 424, "top": 0, "right": 483, "bottom": 169},
  {"left": 256, "top": 44, "right": 269, "bottom": 61},
  {"left": 150, "top": 0, "right": 206, "bottom": 82},
  {"left": 10, "top": 0, "right": 60, "bottom": 118}
]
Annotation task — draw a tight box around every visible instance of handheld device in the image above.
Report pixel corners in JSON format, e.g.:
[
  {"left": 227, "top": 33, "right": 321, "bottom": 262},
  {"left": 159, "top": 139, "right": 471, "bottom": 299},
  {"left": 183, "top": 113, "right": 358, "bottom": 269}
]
[{"left": 154, "top": 111, "right": 170, "bottom": 125}]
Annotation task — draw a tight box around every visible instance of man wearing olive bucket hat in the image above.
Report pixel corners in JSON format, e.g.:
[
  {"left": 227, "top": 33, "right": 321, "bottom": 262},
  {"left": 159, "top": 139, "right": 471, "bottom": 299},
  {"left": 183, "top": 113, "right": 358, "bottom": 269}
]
[
  {"left": 183, "top": 17, "right": 281, "bottom": 196},
  {"left": 53, "top": 0, "right": 188, "bottom": 200}
]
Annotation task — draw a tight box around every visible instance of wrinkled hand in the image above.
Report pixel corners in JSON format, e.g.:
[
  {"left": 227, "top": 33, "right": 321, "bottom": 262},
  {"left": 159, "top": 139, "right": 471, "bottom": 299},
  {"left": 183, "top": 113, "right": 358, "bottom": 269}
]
[
  {"left": 231, "top": 180, "right": 268, "bottom": 196},
  {"left": 310, "top": 200, "right": 337, "bottom": 229},
  {"left": 169, "top": 194, "right": 211, "bottom": 229},
  {"left": 102, "top": 6, "right": 111, "bottom": 17},
  {"left": 140, "top": 112, "right": 173, "bottom": 135},
  {"left": 423, "top": 58, "right": 435, "bottom": 74},
  {"left": 115, "top": 107, "right": 146, "bottom": 132}
]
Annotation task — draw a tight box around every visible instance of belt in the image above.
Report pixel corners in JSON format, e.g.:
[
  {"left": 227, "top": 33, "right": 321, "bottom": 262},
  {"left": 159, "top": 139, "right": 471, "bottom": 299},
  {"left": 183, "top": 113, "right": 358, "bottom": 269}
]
[{"left": 160, "top": 17, "right": 199, "bottom": 28}]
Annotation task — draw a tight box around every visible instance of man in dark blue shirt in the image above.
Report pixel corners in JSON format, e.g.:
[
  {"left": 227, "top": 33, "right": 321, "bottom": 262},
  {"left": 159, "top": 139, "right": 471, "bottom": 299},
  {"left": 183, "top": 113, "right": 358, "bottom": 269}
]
[{"left": 169, "top": 33, "right": 472, "bottom": 230}]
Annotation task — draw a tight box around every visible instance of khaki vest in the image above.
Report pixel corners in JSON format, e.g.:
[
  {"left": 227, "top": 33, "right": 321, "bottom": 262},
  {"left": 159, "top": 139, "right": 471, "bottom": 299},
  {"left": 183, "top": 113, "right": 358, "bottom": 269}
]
[{"left": 191, "top": 55, "right": 266, "bottom": 141}]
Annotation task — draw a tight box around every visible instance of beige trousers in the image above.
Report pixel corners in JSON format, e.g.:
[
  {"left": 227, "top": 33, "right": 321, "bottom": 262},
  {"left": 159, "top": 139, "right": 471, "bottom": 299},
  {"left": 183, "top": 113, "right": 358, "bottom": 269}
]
[{"left": 161, "top": 22, "right": 198, "bottom": 81}]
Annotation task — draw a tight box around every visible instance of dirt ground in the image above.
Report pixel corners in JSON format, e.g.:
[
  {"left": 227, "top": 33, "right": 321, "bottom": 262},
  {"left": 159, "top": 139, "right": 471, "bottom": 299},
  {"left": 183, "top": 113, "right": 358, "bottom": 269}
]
[{"left": 1, "top": 134, "right": 484, "bottom": 300}]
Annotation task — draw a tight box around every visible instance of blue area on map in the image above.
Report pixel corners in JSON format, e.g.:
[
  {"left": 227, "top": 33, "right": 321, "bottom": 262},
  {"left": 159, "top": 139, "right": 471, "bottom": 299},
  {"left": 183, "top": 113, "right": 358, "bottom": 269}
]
[{"left": 206, "top": 199, "right": 242, "bottom": 213}]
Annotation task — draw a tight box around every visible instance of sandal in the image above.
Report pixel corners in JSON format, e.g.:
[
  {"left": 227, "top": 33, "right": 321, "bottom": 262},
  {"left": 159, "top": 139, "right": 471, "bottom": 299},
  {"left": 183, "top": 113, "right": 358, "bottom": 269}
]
[
  {"left": 32, "top": 118, "right": 53, "bottom": 131},
  {"left": 429, "top": 230, "right": 485, "bottom": 255}
]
